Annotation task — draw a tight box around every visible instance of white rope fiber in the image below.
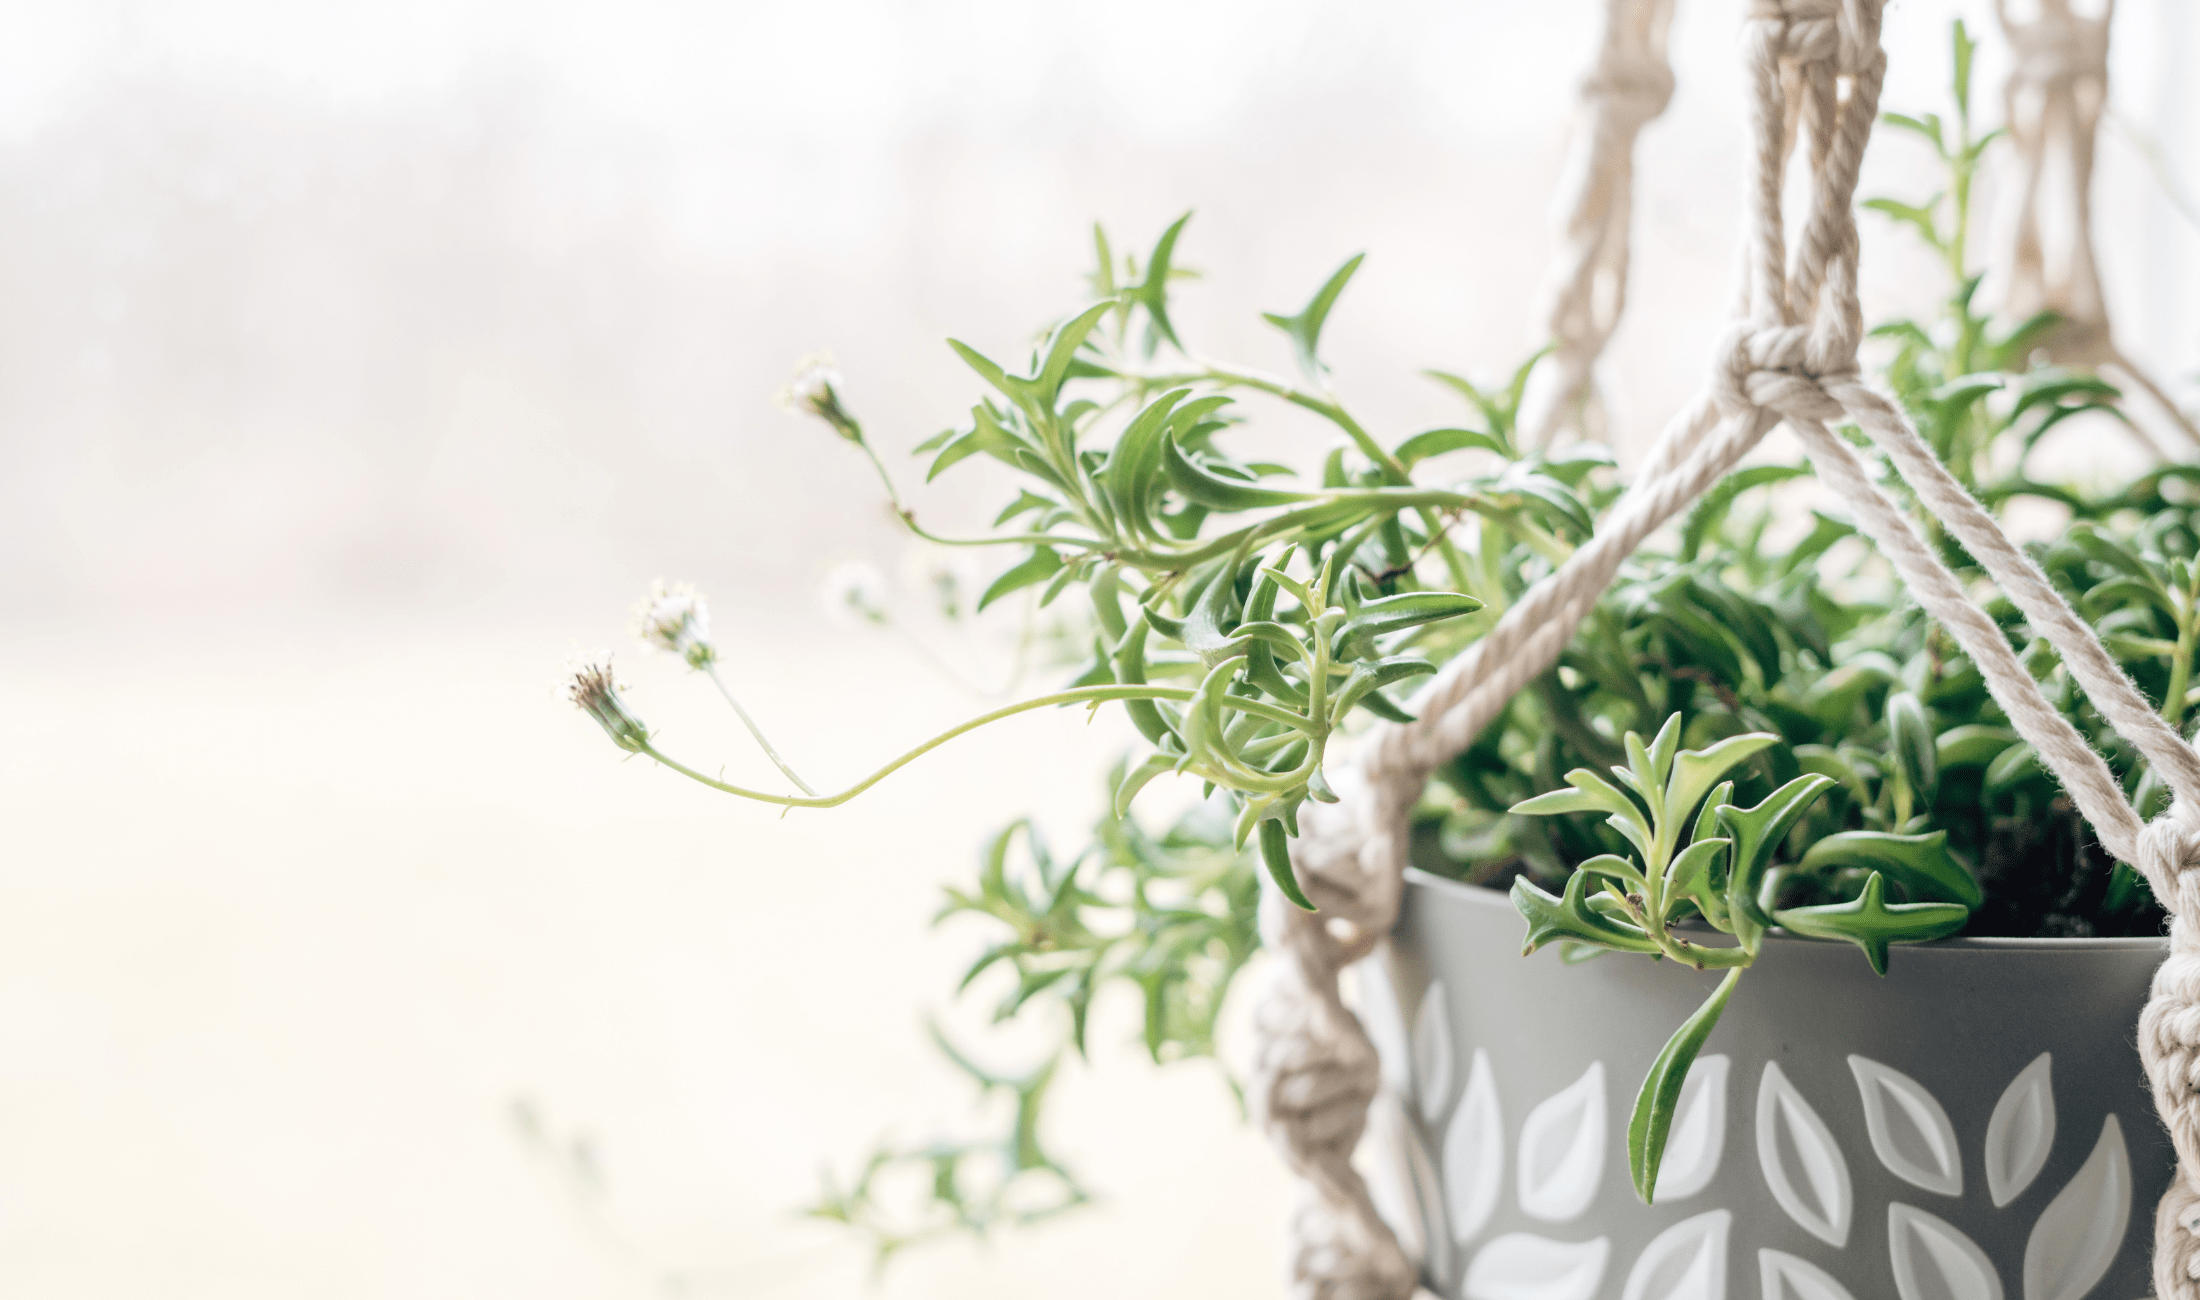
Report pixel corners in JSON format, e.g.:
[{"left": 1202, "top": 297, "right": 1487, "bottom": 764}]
[
  {"left": 1249, "top": 3, "right": 2200, "bottom": 1296},
  {"left": 1518, "top": 0, "right": 1677, "bottom": 450},
  {"left": 1994, "top": 0, "right": 2200, "bottom": 458}
]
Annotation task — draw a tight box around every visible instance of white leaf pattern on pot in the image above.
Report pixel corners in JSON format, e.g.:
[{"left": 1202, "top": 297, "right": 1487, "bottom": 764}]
[
  {"left": 1414, "top": 980, "right": 1456, "bottom": 1126},
  {"left": 1518, "top": 1061, "right": 1606, "bottom": 1222},
  {"left": 1463, "top": 1233, "right": 1610, "bottom": 1300},
  {"left": 2021, "top": 1114, "right": 2130, "bottom": 1300},
  {"left": 1850, "top": 1055, "right": 1964, "bottom": 1197},
  {"left": 1445, "top": 1048, "right": 1505, "bottom": 1243},
  {"left": 1757, "top": 1062, "right": 1854, "bottom": 1248},
  {"left": 1985, "top": 1054, "right": 2056, "bottom": 1209},
  {"left": 1619, "top": 1208, "right": 1730, "bottom": 1300},
  {"left": 1653, "top": 1054, "right": 1730, "bottom": 1203},
  {"left": 1403, "top": 1098, "right": 1453, "bottom": 1287},
  {"left": 1354, "top": 950, "right": 1416, "bottom": 1100},
  {"left": 1758, "top": 1248, "right": 1859, "bottom": 1300},
  {"left": 1889, "top": 1202, "right": 2004, "bottom": 1300}
]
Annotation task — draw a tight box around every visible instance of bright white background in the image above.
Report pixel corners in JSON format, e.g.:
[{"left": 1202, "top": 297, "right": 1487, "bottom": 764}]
[{"left": 0, "top": 2, "right": 2193, "bottom": 1297}]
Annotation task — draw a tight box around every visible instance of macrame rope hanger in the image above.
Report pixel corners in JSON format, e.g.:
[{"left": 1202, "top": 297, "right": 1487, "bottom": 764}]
[
  {"left": 1995, "top": 0, "right": 2200, "bottom": 460},
  {"left": 1247, "top": 3, "right": 2200, "bottom": 1298}
]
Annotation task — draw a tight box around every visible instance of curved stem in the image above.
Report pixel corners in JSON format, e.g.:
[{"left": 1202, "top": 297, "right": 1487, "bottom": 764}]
[
  {"left": 637, "top": 684, "right": 1197, "bottom": 808},
  {"left": 702, "top": 663, "right": 818, "bottom": 795}
]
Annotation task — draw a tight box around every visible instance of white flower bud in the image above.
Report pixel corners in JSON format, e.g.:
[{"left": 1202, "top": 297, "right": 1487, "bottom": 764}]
[
  {"left": 631, "top": 579, "right": 715, "bottom": 668},
  {"left": 777, "top": 351, "right": 864, "bottom": 443}
]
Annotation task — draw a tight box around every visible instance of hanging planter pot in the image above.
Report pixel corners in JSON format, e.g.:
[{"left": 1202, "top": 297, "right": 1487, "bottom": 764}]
[{"left": 1357, "top": 868, "right": 2173, "bottom": 1300}]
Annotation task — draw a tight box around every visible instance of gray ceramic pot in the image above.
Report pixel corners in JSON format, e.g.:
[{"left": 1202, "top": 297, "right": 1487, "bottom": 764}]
[{"left": 1357, "top": 868, "right": 2174, "bottom": 1300}]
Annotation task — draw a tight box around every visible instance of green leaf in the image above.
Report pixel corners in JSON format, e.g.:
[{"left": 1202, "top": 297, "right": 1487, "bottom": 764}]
[
  {"left": 1629, "top": 968, "right": 1741, "bottom": 1203},
  {"left": 994, "top": 489, "right": 1059, "bottom": 527},
  {"left": 946, "top": 338, "right": 1014, "bottom": 397},
  {"left": 1667, "top": 837, "right": 1733, "bottom": 917},
  {"left": 1492, "top": 470, "right": 1595, "bottom": 538},
  {"left": 1034, "top": 301, "right": 1118, "bottom": 410},
  {"left": 2011, "top": 369, "right": 2123, "bottom": 424},
  {"left": 1113, "top": 751, "right": 1180, "bottom": 818},
  {"left": 1105, "top": 387, "right": 1193, "bottom": 539},
  {"left": 1511, "top": 767, "right": 1643, "bottom": 823},
  {"left": 1423, "top": 369, "right": 1517, "bottom": 451},
  {"left": 1691, "top": 781, "right": 1733, "bottom": 852},
  {"left": 1510, "top": 871, "right": 1660, "bottom": 955},
  {"left": 1882, "top": 110, "right": 1945, "bottom": 152},
  {"left": 978, "top": 548, "right": 1064, "bottom": 613},
  {"left": 2064, "top": 523, "right": 2157, "bottom": 583},
  {"left": 1261, "top": 252, "right": 1365, "bottom": 384},
  {"left": 1863, "top": 196, "right": 1944, "bottom": 250},
  {"left": 1934, "top": 724, "right": 2017, "bottom": 769},
  {"left": 1394, "top": 426, "right": 1509, "bottom": 467},
  {"left": 1885, "top": 691, "right": 1939, "bottom": 804},
  {"left": 1797, "top": 831, "right": 1982, "bottom": 909},
  {"left": 1774, "top": 871, "right": 1968, "bottom": 975},
  {"left": 1258, "top": 820, "right": 1314, "bottom": 911},
  {"left": 1129, "top": 212, "right": 1193, "bottom": 354},
  {"left": 1333, "top": 590, "right": 1484, "bottom": 659},
  {"left": 1985, "top": 741, "right": 2041, "bottom": 794},
  {"left": 1927, "top": 373, "right": 2004, "bottom": 422},
  {"left": 1717, "top": 775, "right": 1837, "bottom": 947},
  {"left": 1989, "top": 311, "right": 2063, "bottom": 368},
  {"left": 1161, "top": 434, "right": 1315, "bottom": 510},
  {"left": 1665, "top": 732, "right": 1781, "bottom": 833},
  {"left": 1536, "top": 442, "right": 1617, "bottom": 487},
  {"left": 1646, "top": 714, "right": 1684, "bottom": 790},
  {"left": 1578, "top": 853, "right": 1648, "bottom": 891},
  {"left": 1330, "top": 655, "right": 1436, "bottom": 719}
]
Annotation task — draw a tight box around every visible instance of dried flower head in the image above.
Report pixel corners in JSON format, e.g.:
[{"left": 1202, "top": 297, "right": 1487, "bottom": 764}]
[
  {"left": 777, "top": 351, "right": 865, "bottom": 443},
  {"left": 820, "top": 559, "right": 889, "bottom": 627},
  {"left": 631, "top": 579, "right": 716, "bottom": 668},
  {"left": 566, "top": 652, "right": 650, "bottom": 752}
]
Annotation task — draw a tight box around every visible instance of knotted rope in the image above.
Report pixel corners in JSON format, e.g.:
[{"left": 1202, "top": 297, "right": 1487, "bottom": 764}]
[
  {"left": 1518, "top": 0, "right": 1677, "bottom": 450},
  {"left": 1994, "top": 0, "right": 2199, "bottom": 457},
  {"left": 1250, "top": 3, "right": 2200, "bottom": 1295}
]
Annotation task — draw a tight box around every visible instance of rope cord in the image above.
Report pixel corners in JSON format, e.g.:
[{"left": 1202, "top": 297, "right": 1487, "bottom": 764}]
[
  {"left": 1249, "top": 2, "right": 2200, "bottom": 1295},
  {"left": 1518, "top": 0, "right": 1677, "bottom": 450},
  {"left": 1994, "top": 0, "right": 2200, "bottom": 456}
]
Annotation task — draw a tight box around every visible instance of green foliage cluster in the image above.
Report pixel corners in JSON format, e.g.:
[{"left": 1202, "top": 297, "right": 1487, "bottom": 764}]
[{"left": 810, "top": 785, "right": 1259, "bottom": 1267}]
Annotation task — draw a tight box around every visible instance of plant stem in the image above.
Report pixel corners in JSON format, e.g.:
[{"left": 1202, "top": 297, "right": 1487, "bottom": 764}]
[
  {"left": 703, "top": 662, "right": 818, "bottom": 795},
  {"left": 638, "top": 684, "right": 1199, "bottom": 808},
  {"left": 2167, "top": 596, "right": 2196, "bottom": 730}
]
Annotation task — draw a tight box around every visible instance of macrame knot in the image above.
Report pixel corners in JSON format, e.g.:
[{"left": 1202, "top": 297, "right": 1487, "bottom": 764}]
[
  {"left": 2007, "top": 11, "right": 2108, "bottom": 89},
  {"left": 1747, "top": 0, "right": 1871, "bottom": 74},
  {"left": 1712, "top": 322, "right": 1853, "bottom": 425},
  {"left": 2135, "top": 798, "right": 2200, "bottom": 910},
  {"left": 2138, "top": 798, "right": 2200, "bottom": 1297},
  {"left": 1582, "top": 48, "right": 1675, "bottom": 127}
]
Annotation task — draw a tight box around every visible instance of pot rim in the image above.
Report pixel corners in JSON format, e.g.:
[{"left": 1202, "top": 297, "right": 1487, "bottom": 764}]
[{"left": 1403, "top": 865, "right": 2170, "bottom": 953}]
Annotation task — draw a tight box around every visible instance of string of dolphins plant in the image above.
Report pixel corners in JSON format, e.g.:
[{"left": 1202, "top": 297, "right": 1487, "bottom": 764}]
[
  {"left": 564, "top": 19, "right": 2185, "bottom": 1254},
  {"left": 571, "top": 215, "right": 1610, "bottom": 907}
]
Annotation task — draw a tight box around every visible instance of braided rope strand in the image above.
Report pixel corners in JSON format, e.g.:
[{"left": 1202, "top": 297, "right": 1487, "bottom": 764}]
[
  {"left": 1519, "top": 0, "right": 1677, "bottom": 450},
  {"left": 1993, "top": 0, "right": 2199, "bottom": 458}
]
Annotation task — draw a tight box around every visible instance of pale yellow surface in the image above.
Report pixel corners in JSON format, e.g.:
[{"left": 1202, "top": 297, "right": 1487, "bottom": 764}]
[{"left": 0, "top": 1, "right": 2193, "bottom": 1297}]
